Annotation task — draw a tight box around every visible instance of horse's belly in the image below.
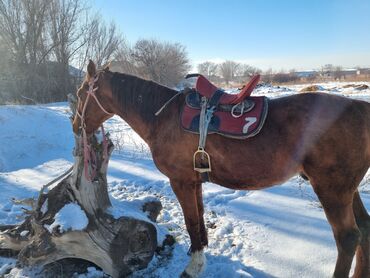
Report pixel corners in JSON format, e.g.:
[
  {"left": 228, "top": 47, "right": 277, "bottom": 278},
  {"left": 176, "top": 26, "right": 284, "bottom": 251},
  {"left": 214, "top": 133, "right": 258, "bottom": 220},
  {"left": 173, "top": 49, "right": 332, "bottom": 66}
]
[
  {"left": 211, "top": 179, "right": 278, "bottom": 190},
  {"left": 210, "top": 162, "right": 300, "bottom": 190}
]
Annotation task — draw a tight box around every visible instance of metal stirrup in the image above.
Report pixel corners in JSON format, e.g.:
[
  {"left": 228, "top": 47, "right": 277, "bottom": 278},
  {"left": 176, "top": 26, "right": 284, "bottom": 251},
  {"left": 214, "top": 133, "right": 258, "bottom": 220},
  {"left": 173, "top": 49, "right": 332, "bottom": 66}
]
[{"left": 194, "top": 96, "right": 214, "bottom": 173}]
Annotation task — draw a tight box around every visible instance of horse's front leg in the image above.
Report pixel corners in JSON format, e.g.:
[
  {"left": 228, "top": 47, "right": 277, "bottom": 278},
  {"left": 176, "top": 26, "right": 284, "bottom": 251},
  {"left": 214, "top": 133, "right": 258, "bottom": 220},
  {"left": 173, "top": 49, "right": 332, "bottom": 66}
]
[{"left": 170, "top": 180, "right": 207, "bottom": 278}]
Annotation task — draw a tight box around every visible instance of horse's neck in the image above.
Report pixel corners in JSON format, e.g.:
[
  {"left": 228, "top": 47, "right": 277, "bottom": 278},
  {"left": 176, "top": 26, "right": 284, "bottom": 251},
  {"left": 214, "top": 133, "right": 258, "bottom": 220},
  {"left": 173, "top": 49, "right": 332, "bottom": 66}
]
[{"left": 113, "top": 76, "right": 178, "bottom": 143}]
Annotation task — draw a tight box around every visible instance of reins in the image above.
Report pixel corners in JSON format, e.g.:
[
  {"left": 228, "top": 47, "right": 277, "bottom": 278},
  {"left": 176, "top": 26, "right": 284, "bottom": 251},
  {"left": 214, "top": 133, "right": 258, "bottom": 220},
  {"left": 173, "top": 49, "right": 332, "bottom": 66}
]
[
  {"left": 76, "top": 74, "right": 114, "bottom": 181},
  {"left": 155, "top": 90, "right": 183, "bottom": 116}
]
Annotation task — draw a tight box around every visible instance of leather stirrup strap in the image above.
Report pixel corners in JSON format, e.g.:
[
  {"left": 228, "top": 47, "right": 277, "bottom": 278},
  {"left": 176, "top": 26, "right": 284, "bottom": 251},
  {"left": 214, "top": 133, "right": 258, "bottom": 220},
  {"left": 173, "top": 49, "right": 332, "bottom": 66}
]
[
  {"left": 196, "top": 89, "right": 224, "bottom": 183},
  {"left": 208, "top": 89, "right": 224, "bottom": 108},
  {"left": 201, "top": 172, "right": 209, "bottom": 182}
]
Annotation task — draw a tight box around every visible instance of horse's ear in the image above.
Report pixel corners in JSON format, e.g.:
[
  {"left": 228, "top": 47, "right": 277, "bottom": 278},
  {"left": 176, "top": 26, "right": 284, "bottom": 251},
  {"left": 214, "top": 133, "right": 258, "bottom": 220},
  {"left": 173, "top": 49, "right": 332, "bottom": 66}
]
[
  {"left": 103, "top": 61, "right": 111, "bottom": 72},
  {"left": 87, "top": 60, "right": 96, "bottom": 79}
]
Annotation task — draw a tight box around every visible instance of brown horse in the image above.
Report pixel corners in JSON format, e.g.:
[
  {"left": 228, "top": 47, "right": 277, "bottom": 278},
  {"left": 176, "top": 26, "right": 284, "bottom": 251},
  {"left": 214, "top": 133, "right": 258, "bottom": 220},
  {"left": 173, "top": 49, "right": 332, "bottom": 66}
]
[{"left": 73, "top": 60, "right": 370, "bottom": 278}]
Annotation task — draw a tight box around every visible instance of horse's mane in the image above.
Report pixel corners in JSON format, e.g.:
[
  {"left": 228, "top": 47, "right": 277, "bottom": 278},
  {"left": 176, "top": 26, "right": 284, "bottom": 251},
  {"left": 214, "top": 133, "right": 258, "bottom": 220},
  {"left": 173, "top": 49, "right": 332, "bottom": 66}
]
[{"left": 110, "top": 72, "right": 178, "bottom": 123}]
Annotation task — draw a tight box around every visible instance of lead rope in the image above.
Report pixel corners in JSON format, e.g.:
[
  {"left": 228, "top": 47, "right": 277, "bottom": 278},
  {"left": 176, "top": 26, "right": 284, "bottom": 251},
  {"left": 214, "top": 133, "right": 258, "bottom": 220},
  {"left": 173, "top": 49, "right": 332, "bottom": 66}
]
[
  {"left": 101, "top": 124, "right": 109, "bottom": 166},
  {"left": 81, "top": 125, "right": 109, "bottom": 182}
]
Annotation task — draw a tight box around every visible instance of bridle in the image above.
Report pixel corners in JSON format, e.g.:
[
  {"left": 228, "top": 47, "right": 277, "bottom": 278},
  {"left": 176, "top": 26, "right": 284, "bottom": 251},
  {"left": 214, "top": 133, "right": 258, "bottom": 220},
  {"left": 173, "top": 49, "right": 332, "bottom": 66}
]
[
  {"left": 76, "top": 74, "right": 114, "bottom": 123},
  {"left": 75, "top": 73, "right": 114, "bottom": 181}
]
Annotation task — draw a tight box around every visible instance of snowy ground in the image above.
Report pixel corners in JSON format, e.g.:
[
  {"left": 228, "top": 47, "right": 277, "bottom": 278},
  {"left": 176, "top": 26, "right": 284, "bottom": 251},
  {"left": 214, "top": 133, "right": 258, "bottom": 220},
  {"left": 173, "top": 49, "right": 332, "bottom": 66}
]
[{"left": 1, "top": 81, "right": 370, "bottom": 277}]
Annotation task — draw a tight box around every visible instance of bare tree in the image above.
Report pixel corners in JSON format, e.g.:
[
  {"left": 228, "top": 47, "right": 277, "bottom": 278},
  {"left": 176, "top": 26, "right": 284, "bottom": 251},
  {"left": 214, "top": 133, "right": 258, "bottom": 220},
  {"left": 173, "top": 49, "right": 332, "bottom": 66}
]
[
  {"left": 0, "top": 0, "right": 54, "bottom": 101},
  {"left": 234, "top": 63, "right": 261, "bottom": 83},
  {"left": 320, "top": 64, "right": 334, "bottom": 79},
  {"left": 322, "top": 64, "right": 334, "bottom": 72},
  {"left": 197, "top": 61, "right": 218, "bottom": 78},
  {"left": 114, "top": 41, "right": 139, "bottom": 75},
  {"left": 0, "top": 35, "right": 14, "bottom": 103},
  {"left": 0, "top": 0, "right": 122, "bottom": 103},
  {"left": 0, "top": 0, "right": 53, "bottom": 65},
  {"left": 87, "top": 17, "right": 122, "bottom": 68},
  {"left": 48, "top": 0, "right": 86, "bottom": 64},
  {"left": 0, "top": 2, "right": 189, "bottom": 102},
  {"left": 333, "top": 66, "right": 343, "bottom": 80},
  {"left": 238, "top": 64, "right": 261, "bottom": 76},
  {"left": 131, "top": 39, "right": 190, "bottom": 87},
  {"left": 262, "top": 68, "right": 273, "bottom": 83},
  {"left": 72, "top": 15, "right": 122, "bottom": 73},
  {"left": 48, "top": 0, "right": 88, "bottom": 99},
  {"left": 219, "top": 60, "right": 240, "bottom": 85},
  {"left": 0, "top": 0, "right": 25, "bottom": 63}
]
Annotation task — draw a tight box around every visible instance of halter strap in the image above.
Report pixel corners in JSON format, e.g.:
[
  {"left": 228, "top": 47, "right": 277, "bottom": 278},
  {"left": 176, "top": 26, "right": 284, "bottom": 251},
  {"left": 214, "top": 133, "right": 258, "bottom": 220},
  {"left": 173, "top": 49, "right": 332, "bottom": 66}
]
[
  {"left": 76, "top": 75, "right": 114, "bottom": 121},
  {"left": 76, "top": 74, "right": 113, "bottom": 181}
]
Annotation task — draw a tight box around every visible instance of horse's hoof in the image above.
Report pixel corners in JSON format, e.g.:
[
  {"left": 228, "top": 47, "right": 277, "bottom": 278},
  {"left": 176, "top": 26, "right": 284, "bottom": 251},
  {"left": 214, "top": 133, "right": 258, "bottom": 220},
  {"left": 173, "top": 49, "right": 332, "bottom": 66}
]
[
  {"left": 180, "top": 271, "right": 192, "bottom": 278},
  {"left": 181, "top": 250, "right": 206, "bottom": 278}
]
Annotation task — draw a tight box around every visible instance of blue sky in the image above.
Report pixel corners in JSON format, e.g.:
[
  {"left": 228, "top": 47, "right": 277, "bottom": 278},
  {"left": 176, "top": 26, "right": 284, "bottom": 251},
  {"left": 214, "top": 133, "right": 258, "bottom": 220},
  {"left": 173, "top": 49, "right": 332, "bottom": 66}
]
[{"left": 93, "top": 0, "right": 370, "bottom": 70}]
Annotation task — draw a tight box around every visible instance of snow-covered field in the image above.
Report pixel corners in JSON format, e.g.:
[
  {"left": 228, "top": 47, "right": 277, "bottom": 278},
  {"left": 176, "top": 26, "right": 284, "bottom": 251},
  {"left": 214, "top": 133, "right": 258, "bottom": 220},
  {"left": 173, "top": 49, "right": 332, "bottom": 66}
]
[{"left": 1, "top": 82, "right": 370, "bottom": 278}]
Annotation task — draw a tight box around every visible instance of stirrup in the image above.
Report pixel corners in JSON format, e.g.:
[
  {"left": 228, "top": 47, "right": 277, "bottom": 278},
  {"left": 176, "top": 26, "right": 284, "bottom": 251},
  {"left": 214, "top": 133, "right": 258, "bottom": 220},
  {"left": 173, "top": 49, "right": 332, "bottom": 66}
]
[{"left": 193, "top": 147, "right": 211, "bottom": 173}]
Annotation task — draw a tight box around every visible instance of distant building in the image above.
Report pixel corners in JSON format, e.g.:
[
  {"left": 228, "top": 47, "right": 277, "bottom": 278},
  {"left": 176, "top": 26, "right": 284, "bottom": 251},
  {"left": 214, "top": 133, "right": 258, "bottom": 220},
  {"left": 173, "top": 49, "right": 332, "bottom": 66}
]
[
  {"left": 358, "top": 68, "right": 370, "bottom": 75},
  {"left": 341, "top": 68, "right": 358, "bottom": 76},
  {"left": 295, "top": 70, "right": 317, "bottom": 78}
]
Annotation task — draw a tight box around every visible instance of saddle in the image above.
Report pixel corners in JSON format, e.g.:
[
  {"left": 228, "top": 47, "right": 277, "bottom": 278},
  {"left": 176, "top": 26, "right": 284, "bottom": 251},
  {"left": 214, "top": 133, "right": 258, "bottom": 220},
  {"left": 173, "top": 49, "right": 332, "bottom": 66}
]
[
  {"left": 181, "top": 74, "right": 268, "bottom": 139},
  {"left": 180, "top": 74, "right": 268, "bottom": 175},
  {"left": 195, "top": 74, "right": 261, "bottom": 105}
]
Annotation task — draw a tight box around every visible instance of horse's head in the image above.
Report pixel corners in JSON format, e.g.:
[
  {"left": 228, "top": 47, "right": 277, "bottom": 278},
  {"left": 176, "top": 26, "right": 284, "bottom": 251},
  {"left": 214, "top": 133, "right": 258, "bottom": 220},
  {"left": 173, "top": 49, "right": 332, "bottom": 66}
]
[{"left": 73, "top": 60, "right": 115, "bottom": 134}]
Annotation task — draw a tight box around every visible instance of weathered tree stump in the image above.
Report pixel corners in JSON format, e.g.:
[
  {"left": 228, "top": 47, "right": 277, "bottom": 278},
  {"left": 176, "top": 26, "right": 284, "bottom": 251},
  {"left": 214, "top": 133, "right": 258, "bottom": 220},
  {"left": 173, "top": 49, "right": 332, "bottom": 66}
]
[{"left": 0, "top": 97, "right": 161, "bottom": 277}]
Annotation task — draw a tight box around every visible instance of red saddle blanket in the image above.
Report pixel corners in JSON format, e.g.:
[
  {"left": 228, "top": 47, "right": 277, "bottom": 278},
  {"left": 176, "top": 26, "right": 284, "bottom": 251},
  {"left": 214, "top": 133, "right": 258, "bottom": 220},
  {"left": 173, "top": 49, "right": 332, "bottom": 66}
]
[{"left": 181, "top": 76, "right": 268, "bottom": 139}]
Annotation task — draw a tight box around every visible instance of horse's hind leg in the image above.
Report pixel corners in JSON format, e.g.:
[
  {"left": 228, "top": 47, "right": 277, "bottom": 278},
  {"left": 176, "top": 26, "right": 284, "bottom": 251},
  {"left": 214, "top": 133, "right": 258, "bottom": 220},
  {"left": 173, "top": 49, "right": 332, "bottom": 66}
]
[
  {"left": 315, "top": 189, "right": 361, "bottom": 278},
  {"left": 352, "top": 191, "right": 370, "bottom": 278}
]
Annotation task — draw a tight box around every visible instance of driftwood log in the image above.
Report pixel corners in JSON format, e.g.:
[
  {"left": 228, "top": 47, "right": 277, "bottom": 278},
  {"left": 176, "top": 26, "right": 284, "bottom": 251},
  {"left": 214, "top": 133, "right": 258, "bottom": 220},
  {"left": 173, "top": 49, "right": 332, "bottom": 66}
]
[{"left": 0, "top": 96, "right": 162, "bottom": 277}]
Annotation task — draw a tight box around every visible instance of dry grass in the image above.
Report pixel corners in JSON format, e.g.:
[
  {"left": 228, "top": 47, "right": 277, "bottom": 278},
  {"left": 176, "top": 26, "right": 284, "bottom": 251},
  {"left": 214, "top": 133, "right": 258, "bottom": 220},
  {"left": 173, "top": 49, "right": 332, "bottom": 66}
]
[
  {"left": 342, "top": 84, "right": 357, "bottom": 88},
  {"left": 300, "top": 85, "right": 322, "bottom": 92},
  {"left": 354, "top": 84, "right": 369, "bottom": 90},
  {"left": 341, "top": 83, "right": 369, "bottom": 92}
]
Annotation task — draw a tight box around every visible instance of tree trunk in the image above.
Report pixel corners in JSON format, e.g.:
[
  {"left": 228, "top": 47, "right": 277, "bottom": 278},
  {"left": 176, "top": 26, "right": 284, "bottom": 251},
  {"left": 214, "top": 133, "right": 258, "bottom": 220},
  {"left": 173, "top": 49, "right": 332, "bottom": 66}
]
[{"left": 0, "top": 96, "right": 161, "bottom": 277}]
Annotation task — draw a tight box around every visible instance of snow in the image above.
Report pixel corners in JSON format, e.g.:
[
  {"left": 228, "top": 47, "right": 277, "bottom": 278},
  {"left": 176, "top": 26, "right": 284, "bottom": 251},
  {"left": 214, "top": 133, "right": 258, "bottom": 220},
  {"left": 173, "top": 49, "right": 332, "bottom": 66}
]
[
  {"left": 0, "top": 258, "right": 16, "bottom": 276},
  {"left": 0, "top": 81, "right": 370, "bottom": 277},
  {"left": 19, "top": 230, "right": 29, "bottom": 237},
  {"left": 76, "top": 267, "right": 106, "bottom": 278},
  {"left": 0, "top": 103, "right": 73, "bottom": 172},
  {"left": 45, "top": 203, "right": 89, "bottom": 233},
  {"left": 40, "top": 198, "right": 48, "bottom": 214}
]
